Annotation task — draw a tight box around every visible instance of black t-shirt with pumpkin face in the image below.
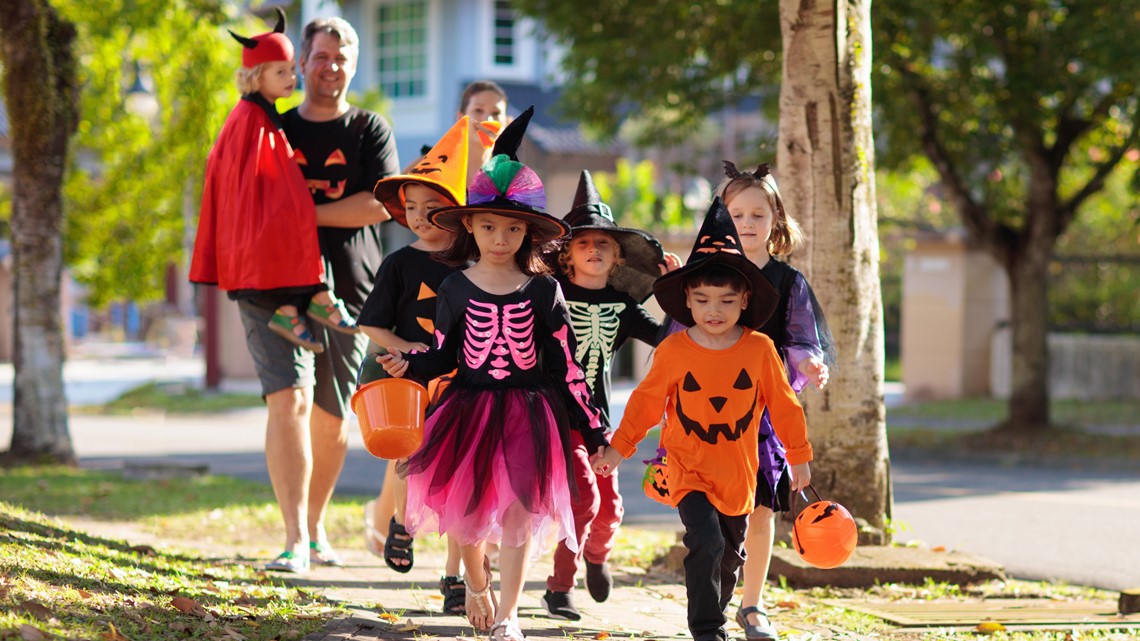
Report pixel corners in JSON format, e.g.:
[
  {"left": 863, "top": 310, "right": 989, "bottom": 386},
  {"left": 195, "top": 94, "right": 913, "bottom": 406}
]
[
  {"left": 281, "top": 106, "right": 401, "bottom": 314},
  {"left": 358, "top": 246, "right": 458, "bottom": 347}
]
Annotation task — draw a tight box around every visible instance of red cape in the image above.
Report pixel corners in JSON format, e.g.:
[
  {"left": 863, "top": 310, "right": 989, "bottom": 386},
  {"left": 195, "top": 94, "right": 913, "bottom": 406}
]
[{"left": 189, "top": 97, "right": 324, "bottom": 292}]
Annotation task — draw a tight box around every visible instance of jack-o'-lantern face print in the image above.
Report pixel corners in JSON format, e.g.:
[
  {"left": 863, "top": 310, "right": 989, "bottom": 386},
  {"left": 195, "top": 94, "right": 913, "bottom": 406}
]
[{"left": 675, "top": 367, "right": 756, "bottom": 444}]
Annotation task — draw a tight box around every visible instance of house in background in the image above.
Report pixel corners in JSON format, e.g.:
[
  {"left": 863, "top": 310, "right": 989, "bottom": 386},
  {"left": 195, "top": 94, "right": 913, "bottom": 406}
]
[{"left": 211, "top": 0, "right": 621, "bottom": 383}]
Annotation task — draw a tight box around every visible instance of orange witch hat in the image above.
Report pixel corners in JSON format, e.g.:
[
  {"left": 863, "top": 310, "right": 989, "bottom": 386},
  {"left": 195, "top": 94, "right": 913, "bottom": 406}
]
[{"left": 373, "top": 116, "right": 470, "bottom": 227}]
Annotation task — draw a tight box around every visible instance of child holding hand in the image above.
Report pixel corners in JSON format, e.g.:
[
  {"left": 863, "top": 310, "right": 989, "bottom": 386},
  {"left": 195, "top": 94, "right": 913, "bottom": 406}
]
[
  {"left": 379, "top": 108, "right": 607, "bottom": 641},
  {"left": 593, "top": 197, "right": 813, "bottom": 641}
]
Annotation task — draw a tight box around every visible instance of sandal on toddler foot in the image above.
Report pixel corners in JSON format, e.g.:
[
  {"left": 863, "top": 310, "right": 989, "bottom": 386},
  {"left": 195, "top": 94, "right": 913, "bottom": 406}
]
[
  {"left": 439, "top": 574, "right": 466, "bottom": 615},
  {"left": 308, "top": 297, "right": 358, "bottom": 334},
  {"left": 489, "top": 619, "right": 526, "bottom": 641},
  {"left": 464, "top": 556, "right": 497, "bottom": 631},
  {"left": 383, "top": 516, "right": 414, "bottom": 573},
  {"left": 268, "top": 311, "right": 325, "bottom": 353}
]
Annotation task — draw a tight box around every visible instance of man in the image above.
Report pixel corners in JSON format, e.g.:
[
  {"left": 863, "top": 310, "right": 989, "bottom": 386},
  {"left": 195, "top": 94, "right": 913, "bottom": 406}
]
[{"left": 238, "top": 15, "right": 400, "bottom": 573}]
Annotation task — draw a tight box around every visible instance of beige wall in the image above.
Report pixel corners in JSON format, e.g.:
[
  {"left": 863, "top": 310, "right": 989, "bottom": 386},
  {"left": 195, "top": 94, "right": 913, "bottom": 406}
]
[{"left": 901, "top": 233, "right": 1006, "bottom": 400}]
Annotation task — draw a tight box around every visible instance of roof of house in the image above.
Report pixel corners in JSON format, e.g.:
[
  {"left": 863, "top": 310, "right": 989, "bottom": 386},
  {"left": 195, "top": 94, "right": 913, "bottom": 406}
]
[{"left": 494, "top": 81, "right": 620, "bottom": 157}]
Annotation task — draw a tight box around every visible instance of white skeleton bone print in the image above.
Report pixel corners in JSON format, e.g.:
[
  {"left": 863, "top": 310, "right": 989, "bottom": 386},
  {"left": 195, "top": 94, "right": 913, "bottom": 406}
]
[
  {"left": 566, "top": 301, "right": 625, "bottom": 390},
  {"left": 462, "top": 300, "right": 537, "bottom": 380}
]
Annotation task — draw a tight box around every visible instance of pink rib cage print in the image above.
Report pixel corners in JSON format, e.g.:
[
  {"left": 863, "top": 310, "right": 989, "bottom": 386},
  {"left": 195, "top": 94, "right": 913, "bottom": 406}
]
[{"left": 463, "top": 300, "right": 537, "bottom": 380}]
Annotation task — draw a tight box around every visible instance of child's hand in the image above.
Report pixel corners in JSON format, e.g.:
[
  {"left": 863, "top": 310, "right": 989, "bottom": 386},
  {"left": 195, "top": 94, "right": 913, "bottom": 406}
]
[
  {"left": 378, "top": 349, "right": 409, "bottom": 378},
  {"left": 392, "top": 340, "right": 430, "bottom": 354},
  {"left": 590, "top": 446, "right": 624, "bottom": 477},
  {"left": 659, "top": 252, "right": 683, "bottom": 274},
  {"left": 788, "top": 462, "right": 811, "bottom": 494},
  {"left": 798, "top": 358, "right": 829, "bottom": 390}
]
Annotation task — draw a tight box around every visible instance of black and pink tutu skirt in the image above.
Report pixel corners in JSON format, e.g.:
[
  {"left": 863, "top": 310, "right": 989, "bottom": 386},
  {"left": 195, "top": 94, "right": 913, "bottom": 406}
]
[{"left": 400, "top": 384, "right": 577, "bottom": 555}]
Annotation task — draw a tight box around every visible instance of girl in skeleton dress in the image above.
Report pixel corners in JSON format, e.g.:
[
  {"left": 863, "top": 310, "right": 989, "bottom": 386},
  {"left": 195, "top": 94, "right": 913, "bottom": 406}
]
[
  {"left": 378, "top": 108, "right": 607, "bottom": 641},
  {"left": 539, "top": 170, "right": 681, "bottom": 620}
]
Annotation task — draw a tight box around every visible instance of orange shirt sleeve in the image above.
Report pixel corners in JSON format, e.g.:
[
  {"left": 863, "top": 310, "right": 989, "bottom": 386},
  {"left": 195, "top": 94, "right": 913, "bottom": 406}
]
[
  {"left": 610, "top": 338, "right": 677, "bottom": 459},
  {"left": 754, "top": 334, "right": 813, "bottom": 464}
]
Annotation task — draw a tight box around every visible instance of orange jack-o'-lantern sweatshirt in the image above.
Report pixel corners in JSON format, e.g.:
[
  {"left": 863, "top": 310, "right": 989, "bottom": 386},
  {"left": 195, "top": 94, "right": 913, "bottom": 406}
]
[{"left": 610, "top": 329, "right": 813, "bottom": 516}]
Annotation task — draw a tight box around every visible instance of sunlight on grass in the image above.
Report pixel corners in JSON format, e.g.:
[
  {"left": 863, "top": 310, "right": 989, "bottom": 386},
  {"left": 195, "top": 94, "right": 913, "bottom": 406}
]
[
  {"left": 72, "top": 381, "right": 263, "bottom": 416},
  {"left": 0, "top": 502, "right": 337, "bottom": 641}
]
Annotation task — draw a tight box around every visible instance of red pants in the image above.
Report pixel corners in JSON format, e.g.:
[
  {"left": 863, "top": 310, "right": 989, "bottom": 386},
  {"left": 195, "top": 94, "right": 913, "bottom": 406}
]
[{"left": 547, "top": 431, "right": 625, "bottom": 592}]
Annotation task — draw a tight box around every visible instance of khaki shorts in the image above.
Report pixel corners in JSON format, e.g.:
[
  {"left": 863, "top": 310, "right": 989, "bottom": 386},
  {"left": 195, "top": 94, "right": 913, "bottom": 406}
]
[{"left": 237, "top": 296, "right": 369, "bottom": 418}]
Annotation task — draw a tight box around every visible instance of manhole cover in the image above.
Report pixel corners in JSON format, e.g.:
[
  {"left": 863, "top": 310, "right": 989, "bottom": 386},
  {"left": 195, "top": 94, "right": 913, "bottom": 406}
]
[{"left": 822, "top": 598, "right": 1140, "bottom": 629}]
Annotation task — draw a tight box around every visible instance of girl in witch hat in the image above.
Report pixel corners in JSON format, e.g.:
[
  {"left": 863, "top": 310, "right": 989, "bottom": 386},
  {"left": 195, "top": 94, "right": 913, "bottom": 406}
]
[
  {"left": 593, "top": 197, "right": 813, "bottom": 641},
  {"left": 718, "top": 161, "right": 835, "bottom": 641},
  {"left": 357, "top": 116, "right": 471, "bottom": 582},
  {"left": 540, "top": 170, "right": 680, "bottom": 619},
  {"left": 377, "top": 107, "right": 608, "bottom": 641},
  {"left": 190, "top": 8, "right": 358, "bottom": 357}
]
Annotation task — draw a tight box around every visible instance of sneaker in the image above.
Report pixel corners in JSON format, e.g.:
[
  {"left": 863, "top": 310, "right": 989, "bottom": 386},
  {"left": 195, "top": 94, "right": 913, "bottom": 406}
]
[
  {"left": 585, "top": 560, "right": 612, "bottom": 602},
  {"left": 541, "top": 589, "right": 581, "bottom": 621}
]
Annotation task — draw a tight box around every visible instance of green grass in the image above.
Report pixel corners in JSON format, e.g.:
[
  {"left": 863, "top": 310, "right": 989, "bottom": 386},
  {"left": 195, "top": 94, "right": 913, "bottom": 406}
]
[
  {"left": 74, "top": 382, "right": 263, "bottom": 416},
  {"left": 0, "top": 502, "right": 337, "bottom": 641},
  {"left": 888, "top": 396, "right": 1140, "bottom": 427}
]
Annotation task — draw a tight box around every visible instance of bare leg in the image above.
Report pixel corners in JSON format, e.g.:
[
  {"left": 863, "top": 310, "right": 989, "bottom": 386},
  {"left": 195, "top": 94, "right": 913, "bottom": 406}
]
[
  {"left": 495, "top": 535, "right": 532, "bottom": 625},
  {"left": 445, "top": 534, "right": 463, "bottom": 576},
  {"left": 264, "top": 387, "right": 313, "bottom": 555},
  {"left": 372, "top": 463, "right": 398, "bottom": 539},
  {"left": 387, "top": 457, "right": 412, "bottom": 568},
  {"left": 740, "top": 507, "right": 776, "bottom": 620},
  {"left": 307, "top": 403, "right": 349, "bottom": 543}
]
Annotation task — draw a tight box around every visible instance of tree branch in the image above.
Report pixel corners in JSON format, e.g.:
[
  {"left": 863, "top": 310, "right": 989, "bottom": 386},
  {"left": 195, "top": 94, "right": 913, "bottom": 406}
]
[
  {"left": 1059, "top": 109, "right": 1140, "bottom": 231},
  {"left": 900, "top": 65, "right": 1007, "bottom": 260}
]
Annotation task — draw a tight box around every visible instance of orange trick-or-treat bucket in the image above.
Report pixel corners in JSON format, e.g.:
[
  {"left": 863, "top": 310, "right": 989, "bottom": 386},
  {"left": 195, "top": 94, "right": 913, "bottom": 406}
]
[
  {"left": 791, "top": 485, "right": 858, "bottom": 569},
  {"left": 352, "top": 377, "right": 429, "bottom": 459}
]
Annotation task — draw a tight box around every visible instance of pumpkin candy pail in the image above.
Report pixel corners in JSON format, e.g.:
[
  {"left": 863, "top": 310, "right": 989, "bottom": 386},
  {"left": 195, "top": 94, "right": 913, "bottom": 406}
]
[{"left": 790, "top": 485, "right": 858, "bottom": 569}]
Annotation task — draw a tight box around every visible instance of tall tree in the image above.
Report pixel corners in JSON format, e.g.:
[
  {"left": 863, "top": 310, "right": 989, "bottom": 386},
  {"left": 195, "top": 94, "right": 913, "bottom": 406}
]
[
  {"left": 874, "top": 1, "right": 1140, "bottom": 431},
  {"left": 0, "top": 0, "right": 79, "bottom": 464},
  {"left": 514, "top": 0, "right": 891, "bottom": 532}
]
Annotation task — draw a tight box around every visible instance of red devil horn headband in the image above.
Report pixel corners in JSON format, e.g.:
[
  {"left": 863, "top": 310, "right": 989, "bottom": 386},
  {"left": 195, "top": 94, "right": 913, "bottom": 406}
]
[{"left": 228, "top": 7, "right": 293, "bottom": 69}]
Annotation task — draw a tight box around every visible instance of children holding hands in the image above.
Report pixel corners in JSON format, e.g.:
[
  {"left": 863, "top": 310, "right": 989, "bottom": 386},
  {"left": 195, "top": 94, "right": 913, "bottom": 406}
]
[{"left": 592, "top": 197, "right": 813, "bottom": 641}]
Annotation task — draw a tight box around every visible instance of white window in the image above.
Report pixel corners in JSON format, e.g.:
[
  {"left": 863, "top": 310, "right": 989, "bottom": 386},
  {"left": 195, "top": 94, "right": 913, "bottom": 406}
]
[
  {"left": 492, "top": 0, "right": 515, "bottom": 65},
  {"left": 375, "top": 0, "right": 427, "bottom": 98}
]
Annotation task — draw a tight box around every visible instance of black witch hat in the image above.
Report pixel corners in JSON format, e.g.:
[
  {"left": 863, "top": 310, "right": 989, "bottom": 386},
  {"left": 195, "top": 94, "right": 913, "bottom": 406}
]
[
  {"left": 555, "top": 170, "right": 665, "bottom": 302},
  {"left": 652, "top": 197, "right": 779, "bottom": 329},
  {"left": 429, "top": 106, "right": 570, "bottom": 242}
]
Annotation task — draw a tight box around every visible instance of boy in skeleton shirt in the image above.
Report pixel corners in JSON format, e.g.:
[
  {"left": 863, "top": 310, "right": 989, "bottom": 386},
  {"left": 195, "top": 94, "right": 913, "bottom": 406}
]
[{"left": 540, "top": 171, "right": 680, "bottom": 620}]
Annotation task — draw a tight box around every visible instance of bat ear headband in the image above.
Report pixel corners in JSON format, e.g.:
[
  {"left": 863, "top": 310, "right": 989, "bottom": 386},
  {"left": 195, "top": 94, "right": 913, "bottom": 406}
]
[{"left": 722, "top": 160, "right": 771, "bottom": 181}]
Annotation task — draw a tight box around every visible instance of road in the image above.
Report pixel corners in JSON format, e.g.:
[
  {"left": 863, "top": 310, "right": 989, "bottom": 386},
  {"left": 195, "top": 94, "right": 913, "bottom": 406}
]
[{"left": 1, "top": 352, "right": 1137, "bottom": 590}]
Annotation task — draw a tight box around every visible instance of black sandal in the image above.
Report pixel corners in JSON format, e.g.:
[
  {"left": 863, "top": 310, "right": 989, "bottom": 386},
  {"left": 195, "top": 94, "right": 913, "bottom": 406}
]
[
  {"left": 439, "top": 574, "right": 466, "bottom": 615},
  {"left": 384, "top": 516, "right": 414, "bottom": 573}
]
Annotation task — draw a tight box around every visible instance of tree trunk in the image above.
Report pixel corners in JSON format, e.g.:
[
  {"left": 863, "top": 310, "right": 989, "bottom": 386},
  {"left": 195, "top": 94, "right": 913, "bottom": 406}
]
[
  {"left": 0, "top": 0, "right": 78, "bottom": 464},
  {"left": 1003, "top": 230, "right": 1053, "bottom": 431},
  {"left": 778, "top": 0, "right": 891, "bottom": 538}
]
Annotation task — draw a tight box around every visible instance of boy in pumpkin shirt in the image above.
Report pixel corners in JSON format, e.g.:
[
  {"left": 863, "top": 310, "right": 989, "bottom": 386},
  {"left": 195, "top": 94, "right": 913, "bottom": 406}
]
[{"left": 593, "top": 197, "right": 813, "bottom": 641}]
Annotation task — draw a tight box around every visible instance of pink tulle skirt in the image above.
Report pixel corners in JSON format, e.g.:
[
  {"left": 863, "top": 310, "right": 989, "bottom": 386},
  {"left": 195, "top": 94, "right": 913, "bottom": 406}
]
[{"left": 401, "top": 385, "right": 577, "bottom": 555}]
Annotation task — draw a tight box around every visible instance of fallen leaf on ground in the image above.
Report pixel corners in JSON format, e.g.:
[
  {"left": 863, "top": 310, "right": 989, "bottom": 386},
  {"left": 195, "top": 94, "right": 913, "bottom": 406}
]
[
  {"left": 976, "top": 621, "right": 1006, "bottom": 634},
  {"left": 222, "top": 625, "right": 247, "bottom": 640},
  {"left": 101, "top": 622, "right": 131, "bottom": 641},
  {"left": 19, "top": 624, "right": 46, "bottom": 641},
  {"left": 397, "top": 619, "right": 421, "bottom": 632},
  {"left": 932, "top": 545, "right": 946, "bottom": 552},
  {"left": 378, "top": 612, "right": 400, "bottom": 623},
  {"left": 775, "top": 601, "right": 799, "bottom": 609},
  {"left": 594, "top": 632, "right": 610, "bottom": 640},
  {"left": 77, "top": 589, "right": 94, "bottom": 599},
  {"left": 171, "top": 596, "right": 208, "bottom": 616},
  {"left": 130, "top": 544, "right": 157, "bottom": 556},
  {"left": 16, "top": 600, "right": 53, "bottom": 620}
]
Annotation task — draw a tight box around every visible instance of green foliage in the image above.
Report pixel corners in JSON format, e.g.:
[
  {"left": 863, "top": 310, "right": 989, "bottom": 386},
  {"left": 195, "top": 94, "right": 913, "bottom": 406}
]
[
  {"left": 874, "top": 0, "right": 1140, "bottom": 229},
  {"left": 57, "top": 1, "right": 248, "bottom": 309},
  {"left": 511, "top": 0, "right": 781, "bottom": 142},
  {"left": 591, "top": 159, "right": 690, "bottom": 232}
]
